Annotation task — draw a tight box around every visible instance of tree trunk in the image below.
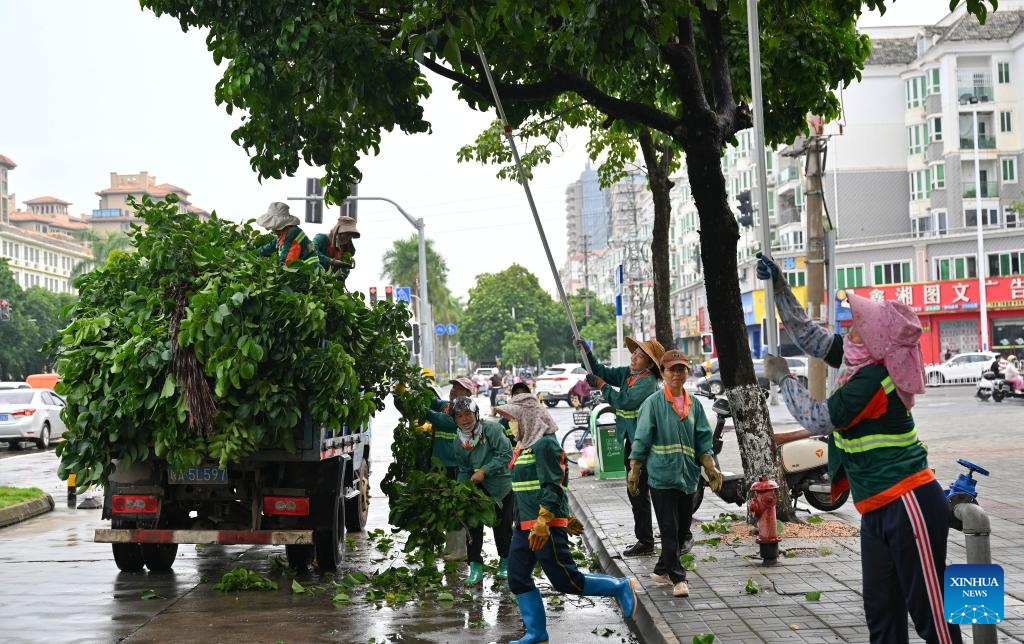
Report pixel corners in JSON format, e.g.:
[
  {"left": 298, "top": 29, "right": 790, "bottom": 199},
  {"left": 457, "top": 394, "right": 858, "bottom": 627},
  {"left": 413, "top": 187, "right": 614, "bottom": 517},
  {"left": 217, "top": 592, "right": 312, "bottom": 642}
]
[
  {"left": 683, "top": 135, "right": 797, "bottom": 521},
  {"left": 639, "top": 129, "right": 676, "bottom": 349}
]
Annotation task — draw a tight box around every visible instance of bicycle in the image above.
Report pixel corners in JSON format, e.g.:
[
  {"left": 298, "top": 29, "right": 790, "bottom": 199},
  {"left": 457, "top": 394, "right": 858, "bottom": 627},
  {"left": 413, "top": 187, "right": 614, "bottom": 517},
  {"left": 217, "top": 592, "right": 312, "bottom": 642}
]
[{"left": 561, "top": 408, "right": 593, "bottom": 464}]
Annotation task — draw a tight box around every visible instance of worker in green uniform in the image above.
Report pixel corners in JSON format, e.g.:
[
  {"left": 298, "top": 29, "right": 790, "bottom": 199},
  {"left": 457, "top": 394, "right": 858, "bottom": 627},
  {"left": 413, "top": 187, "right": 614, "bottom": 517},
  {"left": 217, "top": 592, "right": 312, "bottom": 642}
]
[
  {"left": 577, "top": 337, "right": 664, "bottom": 556},
  {"left": 495, "top": 395, "right": 637, "bottom": 644},
  {"left": 255, "top": 202, "right": 317, "bottom": 265},
  {"left": 630, "top": 349, "right": 723, "bottom": 598},
  {"left": 311, "top": 214, "right": 359, "bottom": 282},
  {"left": 451, "top": 396, "right": 513, "bottom": 584}
]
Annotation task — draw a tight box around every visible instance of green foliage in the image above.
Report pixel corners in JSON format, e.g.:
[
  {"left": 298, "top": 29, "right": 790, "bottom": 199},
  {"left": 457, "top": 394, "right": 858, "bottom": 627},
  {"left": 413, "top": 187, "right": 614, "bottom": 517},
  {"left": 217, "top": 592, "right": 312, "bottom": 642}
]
[
  {"left": 694, "top": 635, "right": 716, "bottom": 644},
  {"left": 744, "top": 578, "right": 761, "bottom": 594},
  {"left": 50, "top": 195, "right": 417, "bottom": 489},
  {"left": 805, "top": 591, "right": 822, "bottom": 602},
  {"left": 140, "top": 589, "right": 164, "bottom": 600},
  {"left": 0, "top": 259, "right": 77, "bottom": 380},
  {"left": 213, "top": 567, "right": 278, "bottom": 592},
  {"left": 0, "top": 486, "right": 46, "bottom": 509},
  {"left": 806, "top": 515, "right": 823, "bottom": 524}
]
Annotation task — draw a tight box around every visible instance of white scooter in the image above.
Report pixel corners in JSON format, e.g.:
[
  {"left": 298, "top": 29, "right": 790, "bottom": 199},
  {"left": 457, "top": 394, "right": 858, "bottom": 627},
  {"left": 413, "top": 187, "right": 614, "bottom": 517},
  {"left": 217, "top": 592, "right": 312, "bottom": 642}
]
[
  {"left": 692, "top": 394, "right": 849, "bottom": 513},
  {"left": 977, "top": 370, "right": 1024, "bottom": 402}
]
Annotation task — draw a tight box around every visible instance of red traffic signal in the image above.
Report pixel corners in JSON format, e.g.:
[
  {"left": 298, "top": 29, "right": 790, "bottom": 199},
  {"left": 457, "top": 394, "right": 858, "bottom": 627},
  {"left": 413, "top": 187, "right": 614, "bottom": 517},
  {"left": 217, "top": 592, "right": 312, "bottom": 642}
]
[
  {"left": 0, "top": 299, "right": 9, "bottom": 321},
  {"left": 385, "top": 285, "right": 394, "bottom": 303},
  {"left": 700, "top": 334, "right": 714, "bottom": 354},
  {"left": 368, "top": 287, "right": 378, "bottom": 305}
]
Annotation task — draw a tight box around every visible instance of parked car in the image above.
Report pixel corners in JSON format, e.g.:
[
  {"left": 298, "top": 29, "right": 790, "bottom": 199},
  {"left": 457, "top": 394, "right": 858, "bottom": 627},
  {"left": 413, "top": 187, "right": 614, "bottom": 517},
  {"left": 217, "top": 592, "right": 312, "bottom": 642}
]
[
  {"left": 925, "top": 351, "right": 998, "bottom": 385},
  {"left": 696, "top": 359, "right": 771, "bottom": 396},
  {"left": 785, "top": 356, "right": 809, "bottom": 387},
  {"left": 0, "top": 388, "right": 68, "bottom": 450},
  {"left": 473, "top": 367, "right": 499, "bottom": 396},
  {"left": 534, "top": 363, "right": 589, "bottom": 407}
]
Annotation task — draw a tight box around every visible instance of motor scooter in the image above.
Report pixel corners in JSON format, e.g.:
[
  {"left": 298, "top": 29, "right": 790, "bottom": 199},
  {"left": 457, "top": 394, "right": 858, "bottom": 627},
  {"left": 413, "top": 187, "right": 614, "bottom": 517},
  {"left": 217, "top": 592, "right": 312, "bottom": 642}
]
[
  {"left": 976, "top": 370, "right": 1024, "bottom": 402},
  {"left": 693, "top": 394, "right": 850, "bottom": 513}
]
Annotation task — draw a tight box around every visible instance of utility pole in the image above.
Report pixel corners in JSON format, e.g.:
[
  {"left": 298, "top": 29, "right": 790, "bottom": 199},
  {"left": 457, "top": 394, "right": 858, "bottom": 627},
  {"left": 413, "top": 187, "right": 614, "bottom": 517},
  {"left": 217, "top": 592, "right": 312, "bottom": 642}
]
[
  {"left": 804, "top": 129, "right": 827, "bottom": 400},
  {"left": 582, "top": 233, "right": 591, "bottom": 322}
]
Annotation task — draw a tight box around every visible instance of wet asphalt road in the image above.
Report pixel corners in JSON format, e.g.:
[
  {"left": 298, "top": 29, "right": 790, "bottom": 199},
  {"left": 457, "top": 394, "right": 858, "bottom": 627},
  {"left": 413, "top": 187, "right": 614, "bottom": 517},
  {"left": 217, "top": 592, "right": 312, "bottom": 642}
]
[{"left": 0, "top": 396, "right": 636, "bottom": 644}]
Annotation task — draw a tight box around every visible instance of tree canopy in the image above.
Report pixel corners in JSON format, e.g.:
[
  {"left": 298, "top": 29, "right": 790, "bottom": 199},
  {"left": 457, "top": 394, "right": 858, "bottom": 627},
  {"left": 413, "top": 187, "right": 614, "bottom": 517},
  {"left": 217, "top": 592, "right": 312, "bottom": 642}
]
[{"left": 0, "top": 260, "right": 76, "bottom": 380}]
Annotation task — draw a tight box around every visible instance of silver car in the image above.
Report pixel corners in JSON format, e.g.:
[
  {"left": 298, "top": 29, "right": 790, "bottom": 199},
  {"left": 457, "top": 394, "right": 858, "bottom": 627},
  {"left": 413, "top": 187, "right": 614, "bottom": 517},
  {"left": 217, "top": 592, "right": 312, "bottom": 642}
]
[{"left": 0, "top": 388, "right": 68, "bottom": 450}]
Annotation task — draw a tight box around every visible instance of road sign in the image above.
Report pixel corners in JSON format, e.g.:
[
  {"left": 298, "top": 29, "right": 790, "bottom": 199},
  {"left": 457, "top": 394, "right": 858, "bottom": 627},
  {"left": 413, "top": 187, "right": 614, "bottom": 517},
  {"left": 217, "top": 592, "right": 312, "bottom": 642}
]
[
  {"left": 446, "top": 323, "right": 457, "bottom": 336},
  {"left": 395, "top": 286, "right": 411, "bottom": 303},
  {"left": 435, "top": 324, "right": 446, "bottom": 336}
]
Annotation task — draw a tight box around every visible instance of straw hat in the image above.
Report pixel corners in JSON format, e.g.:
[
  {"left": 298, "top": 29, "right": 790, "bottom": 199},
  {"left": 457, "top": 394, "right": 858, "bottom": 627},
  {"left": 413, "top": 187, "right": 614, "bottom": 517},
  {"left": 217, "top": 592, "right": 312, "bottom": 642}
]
[
  {"left": 624, "top": 336, "right": 666, "bottom": 370},
  {"left": 256, "top": 202, "right": 300, "bottom": 231}
]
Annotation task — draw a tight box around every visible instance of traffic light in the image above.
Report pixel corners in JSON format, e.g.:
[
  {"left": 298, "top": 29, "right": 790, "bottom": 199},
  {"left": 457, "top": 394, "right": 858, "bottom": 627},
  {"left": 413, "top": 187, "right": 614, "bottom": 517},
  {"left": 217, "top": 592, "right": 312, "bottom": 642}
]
[
  {"left": 701, "top": 333, "right": 714, "bottom": 355},
  {"left": 412, "top": 323, "right": 421, "bottom": 355},
  {"left": 736, "top": 190, "right": 754, "bottom": 227},
  {"left": 305, "top": 177, "right": 323, "bottom": 224},
  {"left": 385, "top": 285, "right": 394, "bottom": 303},
  {"left": 368, "top": 287, "right": 378, "bottom": 305},
  {"left": 0, "top": 299, "right": 9, "bottom": 321}
]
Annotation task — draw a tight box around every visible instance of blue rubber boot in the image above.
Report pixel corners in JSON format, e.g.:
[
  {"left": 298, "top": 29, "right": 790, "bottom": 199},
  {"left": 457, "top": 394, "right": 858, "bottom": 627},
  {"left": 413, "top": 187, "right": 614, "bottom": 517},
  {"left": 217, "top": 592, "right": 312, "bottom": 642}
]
[
  {"left": 464, "top": 561, "right": 484, "bottom": 585},
  {"left": 510, "top": 589, "right": 549, "bottom": 644},
  {"left": 582, "top": 574, "right": 637, "bottom": 619},
  {"left": 496, "top": 557, "right": 509, "bottom": 579}
]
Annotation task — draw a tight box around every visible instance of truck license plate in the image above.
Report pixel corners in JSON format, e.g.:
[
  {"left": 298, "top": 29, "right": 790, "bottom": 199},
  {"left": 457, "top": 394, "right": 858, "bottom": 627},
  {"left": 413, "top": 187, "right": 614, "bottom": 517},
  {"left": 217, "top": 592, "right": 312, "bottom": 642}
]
[{"left": 168, "top": 466, "right": 227, "bottom": 484}]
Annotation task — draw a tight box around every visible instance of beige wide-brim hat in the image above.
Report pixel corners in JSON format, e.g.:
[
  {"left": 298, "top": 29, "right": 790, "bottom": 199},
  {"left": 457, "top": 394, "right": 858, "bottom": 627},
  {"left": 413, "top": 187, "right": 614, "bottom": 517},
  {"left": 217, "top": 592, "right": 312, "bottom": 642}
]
[
  {"left": 624, "top": 336, "right": 666, "bottom": 371},
  {"left": 256, "top": 202, "right": 300, "bottom": 231},
  {"left": 333, "top": 215, "right": 360, "bottom": 238}
]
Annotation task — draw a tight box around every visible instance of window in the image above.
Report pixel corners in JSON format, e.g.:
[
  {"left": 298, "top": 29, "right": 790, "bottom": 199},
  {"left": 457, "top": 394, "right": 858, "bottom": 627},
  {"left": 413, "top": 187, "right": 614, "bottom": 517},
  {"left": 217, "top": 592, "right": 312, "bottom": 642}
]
[
  {"left": 907, "top": 123, "right": 928, "bottom": 154},
  {"left": 873, "top": 261, "right": 912, "bottom": 285},
  {"left": 785, "top": 271, "right": 806, "bottom": 287},
  {"left": 928, "top": 68, "right": 941, "bottom": 94},
  {"left": 766, "top": 191, "right": 775, "bottom": 218},
  {"left": 1001, "top": 111, "right": 1013, "bottom": 132},
  {"left": 988, "top": 251, "right": 1024, "bottom": 276},
  {"left": 765, "top": 151, "right": 774, "bottom": 175},
  {"left": 910, "top": 169, "right": 932, "bottom": 200},
  {"left": 913, "top": 210, "right": 948, "bottom": 237},
  {"left": 998, "top": 62, "right": 1011, "bottom": 84},
  {"left": 1008, "top": 207, "right": 1020, "bottom": 229},
  {"left": 836, "top": 266, "right": 865, "bottom": 289},
  {"left": 966, "top": 208, "right": 1000, "bottom": 227},
  {"left": 932, "top": 163, "right": 945, "bottom": 189},
  {"left": 905, "top": 76, "right": 926, "bottom": 108},
  {"left": 931, "top": 117, "right": 943, "bottom": 141},
  {"left": 934, "top": 256, "right": 978, "bottom": 280},
  {"left": 1002, "top": 157, "right": 1018, "bottom": 183}
]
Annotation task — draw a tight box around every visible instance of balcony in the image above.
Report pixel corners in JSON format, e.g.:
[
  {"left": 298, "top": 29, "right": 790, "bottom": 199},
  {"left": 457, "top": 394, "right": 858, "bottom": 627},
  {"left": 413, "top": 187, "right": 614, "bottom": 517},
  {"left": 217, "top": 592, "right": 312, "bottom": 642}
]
[
  {"left": 777, "top": 166, "right": 799, "bottom": 183},
  {"left": 959, "top": 135, "right": 996, "bottom": 149},
  {"left": 962, "top": 182, "right": 999, "bottom": 198},
  {"left": 957, "top": 86, "right": 994, "bottom": 103}
]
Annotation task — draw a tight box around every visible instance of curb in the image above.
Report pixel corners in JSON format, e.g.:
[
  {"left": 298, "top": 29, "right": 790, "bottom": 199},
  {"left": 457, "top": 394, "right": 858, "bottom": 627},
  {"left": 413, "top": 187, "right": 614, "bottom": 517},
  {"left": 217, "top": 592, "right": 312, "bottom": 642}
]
[
  {"left": 0, "top": 494, "right": 55, "bottom": 529},
  {"left": 568, "top": 487, "right": 680, "bottom": 644}
]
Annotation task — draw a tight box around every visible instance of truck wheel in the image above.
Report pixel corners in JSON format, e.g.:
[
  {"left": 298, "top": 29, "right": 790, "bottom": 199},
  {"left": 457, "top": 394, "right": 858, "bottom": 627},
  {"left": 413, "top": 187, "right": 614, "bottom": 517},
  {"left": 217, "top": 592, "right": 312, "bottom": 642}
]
[
  {"left": 142, "top": 544, "right": 178, "bottom": 572},
  {"left": 543, "top": 399, "right": 559, "bottom": 408},
  {"left": 111, "top": 519, "right": 144, "bottom": 572},
  {"left": 344, "top": 458, "right": 370, "bottom": 533},
  {"left": 313, "top": 460, "right": 344, "bottom": 572}
]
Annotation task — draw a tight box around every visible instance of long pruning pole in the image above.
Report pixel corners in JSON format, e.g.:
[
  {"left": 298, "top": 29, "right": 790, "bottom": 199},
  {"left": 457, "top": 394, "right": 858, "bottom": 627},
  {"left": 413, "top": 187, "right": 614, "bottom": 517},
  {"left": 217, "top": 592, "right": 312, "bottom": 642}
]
[{"left": 474, "top": 42, "right": 592, "bottom": 372}]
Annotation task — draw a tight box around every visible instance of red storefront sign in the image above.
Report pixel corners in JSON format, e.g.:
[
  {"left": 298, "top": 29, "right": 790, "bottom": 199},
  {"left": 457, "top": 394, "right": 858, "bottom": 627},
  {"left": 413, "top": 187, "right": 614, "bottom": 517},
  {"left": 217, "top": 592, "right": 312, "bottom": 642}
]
[{"left": 844, "top": 276, "right": 1024, "bottom": 313}]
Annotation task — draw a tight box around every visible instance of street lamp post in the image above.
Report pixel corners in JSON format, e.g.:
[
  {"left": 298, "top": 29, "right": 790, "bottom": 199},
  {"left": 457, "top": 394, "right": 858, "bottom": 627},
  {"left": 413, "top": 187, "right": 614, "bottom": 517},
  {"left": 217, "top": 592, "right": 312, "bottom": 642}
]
[{"left": 968, "top": 97, "right": 991, "bottom": 351}]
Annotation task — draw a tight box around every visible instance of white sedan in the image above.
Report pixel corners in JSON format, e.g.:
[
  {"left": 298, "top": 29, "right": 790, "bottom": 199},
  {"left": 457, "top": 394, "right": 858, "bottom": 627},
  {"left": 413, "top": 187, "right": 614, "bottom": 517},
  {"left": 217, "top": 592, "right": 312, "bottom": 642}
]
[
  {"left": 534, "top": 363, "right": 588, "bottom": 407},
  {"left": 925, "top": 351, "right": 998, "bottom": 386},
  {"left": 0, "top": 388, "right": 68, "bottom": 450}
]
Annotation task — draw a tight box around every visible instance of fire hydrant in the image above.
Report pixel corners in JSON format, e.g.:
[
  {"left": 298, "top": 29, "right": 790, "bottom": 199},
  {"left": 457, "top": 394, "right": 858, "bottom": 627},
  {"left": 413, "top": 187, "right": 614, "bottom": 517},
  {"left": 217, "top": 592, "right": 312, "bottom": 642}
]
[{"left": 749, "top": 476, "right": 780, "bottom": 564}]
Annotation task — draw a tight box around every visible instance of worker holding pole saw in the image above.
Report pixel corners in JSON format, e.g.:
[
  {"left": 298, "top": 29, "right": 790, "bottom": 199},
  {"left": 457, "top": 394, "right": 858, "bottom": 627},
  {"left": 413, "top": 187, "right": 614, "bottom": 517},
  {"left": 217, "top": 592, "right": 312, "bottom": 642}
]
[{"left": 474, "top": 43, "right": 638, "bottom": 643}]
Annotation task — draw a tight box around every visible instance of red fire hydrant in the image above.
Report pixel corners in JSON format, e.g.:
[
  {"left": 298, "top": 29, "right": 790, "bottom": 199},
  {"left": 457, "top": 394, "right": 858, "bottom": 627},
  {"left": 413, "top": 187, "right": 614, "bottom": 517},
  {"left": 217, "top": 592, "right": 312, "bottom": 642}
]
[{"left": 749, "top": 476, "right": 780, "bottom": 563}]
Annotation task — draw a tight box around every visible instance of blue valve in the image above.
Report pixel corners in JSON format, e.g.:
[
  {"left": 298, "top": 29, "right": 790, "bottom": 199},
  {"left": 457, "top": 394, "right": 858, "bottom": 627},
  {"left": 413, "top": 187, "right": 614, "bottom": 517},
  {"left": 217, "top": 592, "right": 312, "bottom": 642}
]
[{"left": 945, "top": 458, "right": 990, "bottom": 503}]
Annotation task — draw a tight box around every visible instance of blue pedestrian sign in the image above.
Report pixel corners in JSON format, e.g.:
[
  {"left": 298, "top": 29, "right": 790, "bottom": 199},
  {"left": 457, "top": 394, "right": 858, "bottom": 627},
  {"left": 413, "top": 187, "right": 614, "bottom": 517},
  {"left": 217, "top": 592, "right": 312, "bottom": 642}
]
[
  {"left": 395, "top": 286, "right": 411, "bottom": 303},
  {"left": 446, "top": 323, "right": 457, "bottom": 336},
  {"left": 435, "top": 323, "right": 447, "bottom": 336}
]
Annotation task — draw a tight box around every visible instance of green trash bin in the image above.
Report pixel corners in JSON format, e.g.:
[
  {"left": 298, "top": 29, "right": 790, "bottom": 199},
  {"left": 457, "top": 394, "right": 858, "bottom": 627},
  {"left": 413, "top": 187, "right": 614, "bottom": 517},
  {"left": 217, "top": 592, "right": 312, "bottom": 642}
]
[{"left": 592, "top": 404, "right": 625, "bottom": 480}]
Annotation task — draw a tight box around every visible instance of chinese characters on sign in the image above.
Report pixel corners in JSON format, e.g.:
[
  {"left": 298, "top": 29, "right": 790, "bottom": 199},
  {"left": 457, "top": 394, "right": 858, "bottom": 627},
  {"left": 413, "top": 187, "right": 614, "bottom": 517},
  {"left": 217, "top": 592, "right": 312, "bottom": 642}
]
[{"left": 846, "top": 277, "right": 1024, "bottom": 313}]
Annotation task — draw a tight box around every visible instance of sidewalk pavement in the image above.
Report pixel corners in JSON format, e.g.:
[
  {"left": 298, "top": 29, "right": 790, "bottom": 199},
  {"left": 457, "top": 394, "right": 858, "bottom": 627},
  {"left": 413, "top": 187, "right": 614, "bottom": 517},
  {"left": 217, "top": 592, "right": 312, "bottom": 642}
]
[{"left": 567, "top": 400, "right": 1024, "bottom": 643}]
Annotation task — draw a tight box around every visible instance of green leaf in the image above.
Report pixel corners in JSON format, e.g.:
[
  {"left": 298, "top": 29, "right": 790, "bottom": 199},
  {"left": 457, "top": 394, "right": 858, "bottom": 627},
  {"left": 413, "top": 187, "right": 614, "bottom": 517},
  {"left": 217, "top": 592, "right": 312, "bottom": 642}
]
[
  {"left": 291, "top": 579, "right": 307, "bottom": 594},
  {"left": 140, "top": 589, "right": 163, "bottom": 600},
  {"left": 806, "top": 516, "right": 823, "bottom": 524},
  {"left": 805, "top": 591, "right": 822, "bottom": 601},
  {"left": 693, "top": 635, "right": 716, "bottom": 644},
  {"left": 437, "top": 591, "right": 454, "bottom": 602},
  {"left": 744, "top": 578, "right": 760, "bottom": 594}
]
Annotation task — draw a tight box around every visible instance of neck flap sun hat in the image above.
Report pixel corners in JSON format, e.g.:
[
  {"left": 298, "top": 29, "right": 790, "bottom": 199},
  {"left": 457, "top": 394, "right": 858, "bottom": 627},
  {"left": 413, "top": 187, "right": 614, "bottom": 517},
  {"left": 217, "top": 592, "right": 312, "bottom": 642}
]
[
  {"left": 256, "top": 202, "right": 300, "bottom": 231},
  {"left": 624, "top": 336, "right": 666, "bottom": 373},
  {"left": 846, "top": 292, "right": 926, "bottom": 409}
]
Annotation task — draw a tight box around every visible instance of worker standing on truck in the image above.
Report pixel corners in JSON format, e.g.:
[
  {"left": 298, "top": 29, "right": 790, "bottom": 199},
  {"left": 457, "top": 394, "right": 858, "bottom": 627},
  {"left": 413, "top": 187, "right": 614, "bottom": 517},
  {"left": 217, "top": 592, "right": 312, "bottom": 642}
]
[
  {"left": 451, "top": 396, "right": 513, "bottom": 584},
  {"left": 255, "top": 202, "right": 317, "bottom": 265},
  {"left": 576, "top": 337, "right": 666, "bottom": 556},
  {"left": 312, "top": 215, "right": 360, "bottom": 281},
  {"left": 495, "top": 392, "right": 637, "bottom": 644}
]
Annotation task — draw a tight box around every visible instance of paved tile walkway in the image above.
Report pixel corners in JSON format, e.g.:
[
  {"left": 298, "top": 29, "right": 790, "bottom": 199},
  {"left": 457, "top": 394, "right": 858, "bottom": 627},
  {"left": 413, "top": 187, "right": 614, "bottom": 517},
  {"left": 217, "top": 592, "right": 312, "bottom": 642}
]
[{"left": 567, "top": 399, "right": 1024, "bottom": 643}]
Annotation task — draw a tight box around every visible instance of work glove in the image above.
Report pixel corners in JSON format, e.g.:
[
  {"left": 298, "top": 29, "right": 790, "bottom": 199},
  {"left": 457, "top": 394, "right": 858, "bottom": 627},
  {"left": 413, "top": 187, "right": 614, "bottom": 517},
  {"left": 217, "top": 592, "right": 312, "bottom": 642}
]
[
  {"left": 567, "top": 515, "right": 584, "bottom": 536},
  {"left": 627, "top": 460, "right": 643, "bottom": 497},
  {"left": 528, "top": 507, "right": 555, "bottom": 551},
  {"left": 755, "top": 252, "right": 786, "bottom": 290},
  {"left": 585, "top": 373, "right": 600, "bottom": 388},
  {"left": 393, "top": 382, "right": 407, "bottom": 395},
  {"left": 700, "top": 453, "right": 723, "bottom": 493},
  {"left": 763, "top": 353, "right": 792, "bottom": 386}
]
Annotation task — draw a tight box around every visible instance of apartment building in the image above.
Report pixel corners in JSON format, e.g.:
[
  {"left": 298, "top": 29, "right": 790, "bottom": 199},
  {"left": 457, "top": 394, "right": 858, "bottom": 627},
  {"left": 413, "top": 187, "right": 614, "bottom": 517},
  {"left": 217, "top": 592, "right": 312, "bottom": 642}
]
[{"left": 86, "top": 171, "right": 210, "bottom": 235}]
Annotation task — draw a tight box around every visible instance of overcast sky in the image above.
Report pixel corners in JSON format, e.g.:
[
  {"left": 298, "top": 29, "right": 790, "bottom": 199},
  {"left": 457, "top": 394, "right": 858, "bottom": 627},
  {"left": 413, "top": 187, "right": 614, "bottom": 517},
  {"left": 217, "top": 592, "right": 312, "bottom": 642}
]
[{"left": 1, "top": 0, "right": 953, "bottom": 305}]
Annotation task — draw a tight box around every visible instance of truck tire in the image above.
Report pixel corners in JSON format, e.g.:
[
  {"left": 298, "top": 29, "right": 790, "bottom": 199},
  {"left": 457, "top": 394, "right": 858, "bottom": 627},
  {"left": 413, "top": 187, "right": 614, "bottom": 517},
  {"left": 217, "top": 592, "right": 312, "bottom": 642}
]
[
  {"left": 111, "top": 520, "right": 144, "bottom": 572},
  {"left": 142, "top": 544, "right": 178, "bottom": 572},
  {"left": 313, "top": 459, "right": 344, "bottom": 572},
  {"left": 344, "top": 457, "right": 370, "bottom": 533}
]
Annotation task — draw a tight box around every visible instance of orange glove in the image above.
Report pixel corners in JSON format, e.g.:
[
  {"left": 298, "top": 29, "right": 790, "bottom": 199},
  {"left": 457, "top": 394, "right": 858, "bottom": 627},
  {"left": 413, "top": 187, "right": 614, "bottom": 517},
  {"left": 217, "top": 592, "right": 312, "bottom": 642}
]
[
  {"left": 567, "top": 515, "right": 584, "bottom": 536},
  {"left": 528, "top": 507, "right": 554, "bottom": 551}
]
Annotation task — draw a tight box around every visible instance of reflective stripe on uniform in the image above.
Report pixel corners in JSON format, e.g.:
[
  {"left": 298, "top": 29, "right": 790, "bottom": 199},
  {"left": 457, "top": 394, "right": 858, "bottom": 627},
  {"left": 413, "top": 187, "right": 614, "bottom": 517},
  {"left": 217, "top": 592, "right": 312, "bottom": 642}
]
[
  {"left": 615, "top": 409, "right": 640, "bottom": 419},
  {"left": 881, "top": 376, "right": 895, "bottom": 393},
  {"left": 435, "top": 431, "right": 457, "bottom": 440},
  {"left": 512, "top": 480, "right": 540, "bottom": 492},
  {"left": 834, "top": 427, "right": 919, "bottom": 454},
  {"left": 515, "top": 453, "right": 537, "bottom": 465},
  {"left": 650, "top": 443, "right": 695, "bottom": 458}
]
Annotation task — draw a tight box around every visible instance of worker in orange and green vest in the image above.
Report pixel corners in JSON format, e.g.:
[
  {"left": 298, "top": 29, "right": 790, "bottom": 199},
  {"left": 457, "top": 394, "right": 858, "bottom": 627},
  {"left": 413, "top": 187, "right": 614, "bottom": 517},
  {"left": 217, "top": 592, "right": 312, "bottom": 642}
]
[
  {"left": 312, "top": 215, "right": 360, "bottom": 282},
  {"left": 255, "top": 202, "right": 316, "bottom": 265}
]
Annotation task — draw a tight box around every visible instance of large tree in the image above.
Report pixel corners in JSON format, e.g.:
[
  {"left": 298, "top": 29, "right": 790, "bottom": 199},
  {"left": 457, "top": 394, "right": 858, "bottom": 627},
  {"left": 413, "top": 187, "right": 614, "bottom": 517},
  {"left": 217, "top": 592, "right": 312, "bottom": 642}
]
[
  {"left": 0, "top": 260, "right": 77, "bottom": 379},
  {"left": 142, "top": 0, "right": 996, "bottom": 517}
]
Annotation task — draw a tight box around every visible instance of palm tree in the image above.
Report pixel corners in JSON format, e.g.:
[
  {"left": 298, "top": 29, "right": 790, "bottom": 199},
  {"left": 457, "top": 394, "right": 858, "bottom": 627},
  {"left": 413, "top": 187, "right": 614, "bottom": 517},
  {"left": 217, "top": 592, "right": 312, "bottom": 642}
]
[
  {"left": 71, "top": 230, "right": 131, "bottom": 278},
  {"left": 380, "top": 236, "right": 452, "bottom": 311}
]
